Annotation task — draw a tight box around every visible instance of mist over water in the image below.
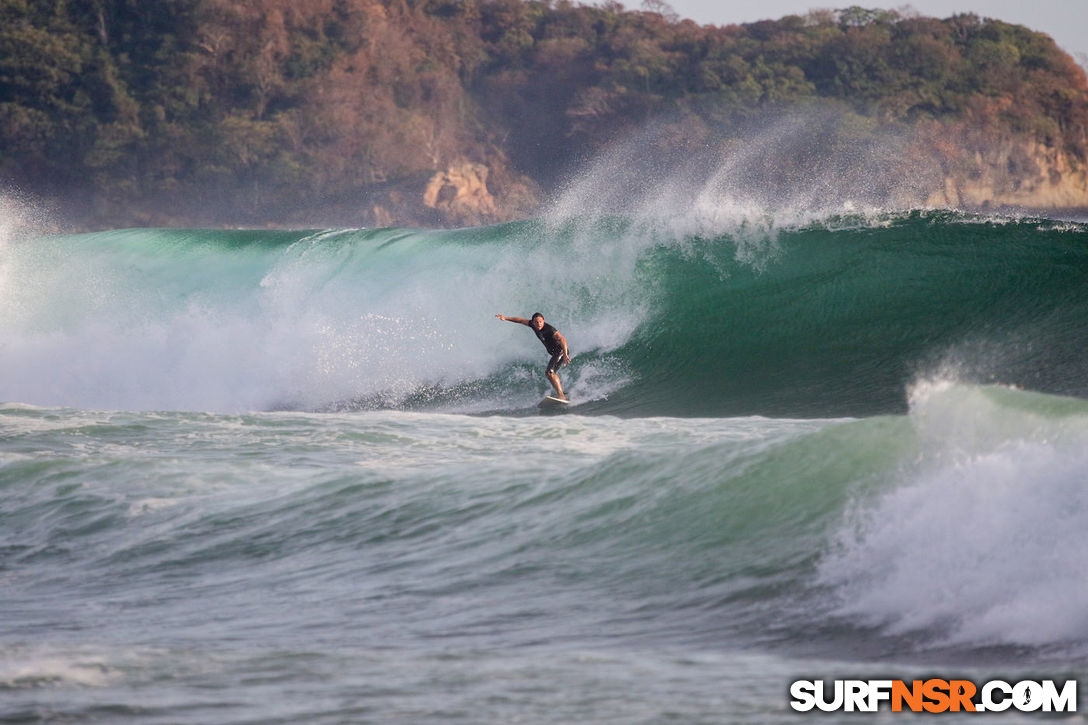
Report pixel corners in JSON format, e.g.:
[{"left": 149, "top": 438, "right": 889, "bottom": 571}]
[{"left": 547, "top": 107, "right": 931, "bottom": 240}]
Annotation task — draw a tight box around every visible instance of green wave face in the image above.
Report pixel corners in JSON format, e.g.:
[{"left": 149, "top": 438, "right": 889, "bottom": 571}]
[
  {"left": 622, "top": 212, "right": 1088, "bottom": 416},
  {"left": 1, "top": 211, "right": 1086, "bottom": 414}
]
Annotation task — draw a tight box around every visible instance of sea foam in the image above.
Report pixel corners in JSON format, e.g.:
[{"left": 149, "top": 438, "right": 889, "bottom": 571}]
[{"left": 818, "top": 381, "right": 1088, "bottom": 650}]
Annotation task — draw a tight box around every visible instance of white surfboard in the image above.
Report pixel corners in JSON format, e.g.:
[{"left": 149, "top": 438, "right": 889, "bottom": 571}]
[{"left": 538, "top": 396, "right": 570, "bottom": 410}]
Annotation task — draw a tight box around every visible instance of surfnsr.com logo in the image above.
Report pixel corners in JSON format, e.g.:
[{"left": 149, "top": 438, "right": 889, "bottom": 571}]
[{"left": 790, "top": 679, "right": 1078, "bottom": 713}]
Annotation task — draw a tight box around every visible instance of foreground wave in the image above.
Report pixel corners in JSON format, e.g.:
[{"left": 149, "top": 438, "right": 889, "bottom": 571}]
[
  {"left": 2, "top": 210, "right": 1086, "bottom": 415},
  {"left": 4, "top": 381, "right": 1087, "bottom": 664}
]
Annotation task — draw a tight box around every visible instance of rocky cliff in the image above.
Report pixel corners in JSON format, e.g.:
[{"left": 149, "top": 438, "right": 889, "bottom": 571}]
[{"left": 924, "top": 133, "right": 1088, "bottom": 214}]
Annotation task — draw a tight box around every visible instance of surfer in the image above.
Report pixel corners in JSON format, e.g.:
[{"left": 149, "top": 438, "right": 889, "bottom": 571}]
[{"left": 496, "top": 312, "right": 571, "bottom": 401}]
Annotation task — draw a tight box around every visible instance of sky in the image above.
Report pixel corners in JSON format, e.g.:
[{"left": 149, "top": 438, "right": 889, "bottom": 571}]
[{"left": 663, "top": 1, "right": 1088, "bottom": 62}]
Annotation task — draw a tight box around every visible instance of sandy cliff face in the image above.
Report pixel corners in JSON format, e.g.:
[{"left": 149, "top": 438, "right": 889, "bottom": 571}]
[
  {"left": 287, "top": 157, "right": 541, "bottom": 229},
  {"left": 923, "top": 134, "right": 1088, "bottom": 213},
  {"left": 419, "top": 160, "right": 541, "bottom": 227},
  {"left": 421, "top": 163, "right": 499, "bottom": 227}
]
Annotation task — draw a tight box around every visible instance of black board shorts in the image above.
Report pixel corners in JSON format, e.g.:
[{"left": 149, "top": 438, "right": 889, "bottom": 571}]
[{"left": 546, "top": 350, "right": 569, "bottom": 375}]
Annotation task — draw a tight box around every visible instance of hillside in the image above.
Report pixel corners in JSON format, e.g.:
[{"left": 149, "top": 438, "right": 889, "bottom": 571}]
[{"left": 2, "top": 0, "right": 1087, "bottom": 228}]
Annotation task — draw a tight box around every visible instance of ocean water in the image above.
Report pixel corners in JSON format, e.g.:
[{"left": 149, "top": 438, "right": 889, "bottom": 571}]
[{"left": 2, "top": 207, "right": 1088, "bottom": 723}]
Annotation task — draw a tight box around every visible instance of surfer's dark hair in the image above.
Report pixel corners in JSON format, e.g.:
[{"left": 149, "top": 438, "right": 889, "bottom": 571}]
[{"left": 531, "top": 312, "right": 544, "bottom": 321}]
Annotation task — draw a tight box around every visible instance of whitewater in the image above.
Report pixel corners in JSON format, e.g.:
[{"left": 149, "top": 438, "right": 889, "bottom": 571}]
[{"left": 2, "top": 197, "right": 1088, "bottom": 721}]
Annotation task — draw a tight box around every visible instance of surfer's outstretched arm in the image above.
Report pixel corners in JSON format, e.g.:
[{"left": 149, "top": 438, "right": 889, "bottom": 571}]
[{"left": 495, "top": 314, "right": 530, "bottom": 326}]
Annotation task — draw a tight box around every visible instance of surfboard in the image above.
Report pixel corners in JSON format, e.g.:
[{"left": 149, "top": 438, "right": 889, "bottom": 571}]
[{"left": 538, "top": 396, "right": 570, "bottom": 410}]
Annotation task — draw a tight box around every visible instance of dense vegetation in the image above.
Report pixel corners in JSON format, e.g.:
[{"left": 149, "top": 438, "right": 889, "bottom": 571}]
[{"left": 1, "top": 0, "right": 1086, "bottom": 227}]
